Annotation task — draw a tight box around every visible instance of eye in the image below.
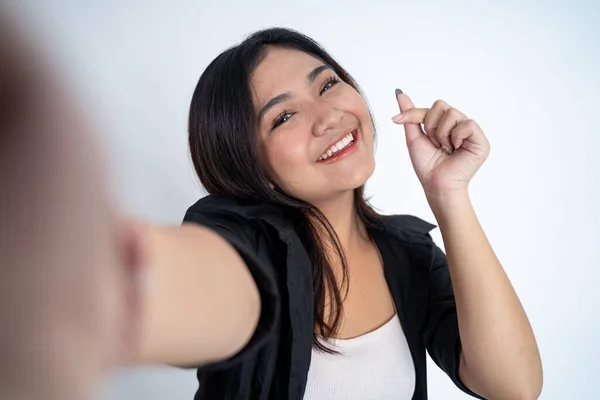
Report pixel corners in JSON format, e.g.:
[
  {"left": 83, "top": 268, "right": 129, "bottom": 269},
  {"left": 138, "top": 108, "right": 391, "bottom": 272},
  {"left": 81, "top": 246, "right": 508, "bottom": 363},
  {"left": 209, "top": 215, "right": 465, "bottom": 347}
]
[
  {"left": 320, "top": 76, "right": 341, "bottom": 95},
  {"left": 272, "top": 110, "right": 295, "bottom": 129}
]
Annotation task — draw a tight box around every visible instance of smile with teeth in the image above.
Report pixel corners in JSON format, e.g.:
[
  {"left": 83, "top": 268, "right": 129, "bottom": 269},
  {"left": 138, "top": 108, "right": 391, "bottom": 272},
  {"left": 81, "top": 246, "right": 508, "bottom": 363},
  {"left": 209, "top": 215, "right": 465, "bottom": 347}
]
[{"left": 318, "top": 131, "right": 356, "bottom": 161}]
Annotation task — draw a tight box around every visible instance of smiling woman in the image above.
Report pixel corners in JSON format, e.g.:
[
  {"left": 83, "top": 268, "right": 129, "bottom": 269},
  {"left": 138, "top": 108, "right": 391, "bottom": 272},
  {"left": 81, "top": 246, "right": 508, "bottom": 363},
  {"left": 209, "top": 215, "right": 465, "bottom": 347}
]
[{"left": 177, "top": 26, "right": 542, "bottom": 400}]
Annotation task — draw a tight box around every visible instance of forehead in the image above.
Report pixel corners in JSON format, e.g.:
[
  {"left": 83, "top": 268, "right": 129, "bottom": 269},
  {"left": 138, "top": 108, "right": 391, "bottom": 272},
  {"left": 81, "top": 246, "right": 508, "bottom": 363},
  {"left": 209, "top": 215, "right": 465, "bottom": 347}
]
[{"left": 251, "top": 47, "right": 324, "bottom": 104}]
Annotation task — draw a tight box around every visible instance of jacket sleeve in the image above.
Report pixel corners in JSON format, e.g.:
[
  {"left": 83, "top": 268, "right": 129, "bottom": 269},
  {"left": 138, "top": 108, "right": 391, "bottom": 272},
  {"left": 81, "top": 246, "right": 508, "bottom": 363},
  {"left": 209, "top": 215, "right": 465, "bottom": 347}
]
[
  {"left": 178, "top": 207, "right": 281, "bottom": 371},
  {"left": 423, "top": 234, "right": 487, "bottom": 399}
]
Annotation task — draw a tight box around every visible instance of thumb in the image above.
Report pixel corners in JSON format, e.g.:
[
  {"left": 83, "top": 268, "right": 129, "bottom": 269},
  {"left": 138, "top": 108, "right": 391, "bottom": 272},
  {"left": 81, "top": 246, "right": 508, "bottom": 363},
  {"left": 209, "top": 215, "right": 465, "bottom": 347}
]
[{"left": 394, "top": 89, "right": 423, "bottom": 143}]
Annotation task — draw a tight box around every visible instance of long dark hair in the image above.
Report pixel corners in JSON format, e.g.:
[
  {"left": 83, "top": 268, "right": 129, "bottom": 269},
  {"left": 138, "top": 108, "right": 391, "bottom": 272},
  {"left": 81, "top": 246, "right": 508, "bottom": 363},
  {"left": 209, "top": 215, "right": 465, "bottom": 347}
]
[{"left": 188, "top": 27, "right": 381, "bottom": 354}]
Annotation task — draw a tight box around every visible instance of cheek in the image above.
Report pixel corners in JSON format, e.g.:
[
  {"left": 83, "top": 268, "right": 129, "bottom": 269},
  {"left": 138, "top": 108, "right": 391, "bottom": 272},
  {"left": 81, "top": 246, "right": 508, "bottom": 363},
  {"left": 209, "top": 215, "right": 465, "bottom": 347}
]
[
  {"left": 347, "top": 93, "right": 371, "bottom": 121},
  {"left": 350, "top": 96, "right": 374, "bottom": 141},
  {"left": 264, "top": 132, "right": 311, "bottom": 179},
  {"left": 334, "top": 88, "right": 373, "bottom": 127}
]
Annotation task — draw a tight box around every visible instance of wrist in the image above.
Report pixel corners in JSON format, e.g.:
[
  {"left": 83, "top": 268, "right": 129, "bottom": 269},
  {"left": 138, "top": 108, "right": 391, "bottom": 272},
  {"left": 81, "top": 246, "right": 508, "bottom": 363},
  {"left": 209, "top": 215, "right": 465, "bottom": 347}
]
[
  {"left": 425, "top": 189, "right": 472, "bottom": 217},
  {"left": 425, "top": 187, "right": 470, "bottom": 204}
]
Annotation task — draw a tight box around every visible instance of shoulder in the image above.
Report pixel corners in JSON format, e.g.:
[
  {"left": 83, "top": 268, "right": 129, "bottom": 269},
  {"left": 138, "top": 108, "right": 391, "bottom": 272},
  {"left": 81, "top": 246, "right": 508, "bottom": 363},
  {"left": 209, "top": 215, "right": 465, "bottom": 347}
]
[
  {"left": 375, "top": 214, "right": 447, "bottom": 273},
  {"left": 184, "top": 195, "right": 287, "bottom": 230},
  {"left": 376, "top": 214, "right": 438, "bottom": 245},
  {"left": 185, "top": 194, "right": 274, "bottom": 218},
  {"left": 182, "top": 195, "right": 293, "bottom": 258}
]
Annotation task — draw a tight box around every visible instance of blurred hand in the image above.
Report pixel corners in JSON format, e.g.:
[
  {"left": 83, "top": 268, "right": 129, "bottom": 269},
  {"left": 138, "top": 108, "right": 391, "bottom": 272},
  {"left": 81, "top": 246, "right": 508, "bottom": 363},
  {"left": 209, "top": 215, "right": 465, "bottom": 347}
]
[{"left": 0, "top": 10, "right": 144, "bottom": 400}]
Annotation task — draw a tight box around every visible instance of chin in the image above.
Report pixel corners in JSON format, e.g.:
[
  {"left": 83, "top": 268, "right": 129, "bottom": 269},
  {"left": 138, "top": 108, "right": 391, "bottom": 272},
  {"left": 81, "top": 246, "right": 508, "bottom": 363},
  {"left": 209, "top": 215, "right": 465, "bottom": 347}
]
[
  {"left": 283, "top": 156, "right": 376, "bottom": 203},
  {"left": 345, "top": 157, "right": 375, "bottom": 189}
]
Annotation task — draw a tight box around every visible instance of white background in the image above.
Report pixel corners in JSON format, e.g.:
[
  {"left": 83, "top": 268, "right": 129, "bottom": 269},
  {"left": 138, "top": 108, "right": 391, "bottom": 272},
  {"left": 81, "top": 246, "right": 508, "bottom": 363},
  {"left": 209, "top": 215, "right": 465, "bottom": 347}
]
[{"left": 13, "top": 0, "right": 600, "bottom": 399}]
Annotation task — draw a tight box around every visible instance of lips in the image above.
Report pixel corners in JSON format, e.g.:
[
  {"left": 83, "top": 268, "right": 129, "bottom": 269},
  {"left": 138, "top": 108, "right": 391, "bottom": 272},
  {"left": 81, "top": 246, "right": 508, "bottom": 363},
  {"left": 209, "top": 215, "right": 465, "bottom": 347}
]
[
  {"left": 316, "top": 128, "right": 359, "bottom": 163},
  {"left": 317, "top": 128, "right": 357, "bottom": 162}
]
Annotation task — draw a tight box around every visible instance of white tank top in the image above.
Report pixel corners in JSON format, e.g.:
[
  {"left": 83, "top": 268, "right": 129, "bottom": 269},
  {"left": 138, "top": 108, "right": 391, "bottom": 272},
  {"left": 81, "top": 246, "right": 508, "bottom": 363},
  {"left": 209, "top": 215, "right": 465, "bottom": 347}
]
[{"left": 303, "top": 313, "right": 416, "bottom": 400}]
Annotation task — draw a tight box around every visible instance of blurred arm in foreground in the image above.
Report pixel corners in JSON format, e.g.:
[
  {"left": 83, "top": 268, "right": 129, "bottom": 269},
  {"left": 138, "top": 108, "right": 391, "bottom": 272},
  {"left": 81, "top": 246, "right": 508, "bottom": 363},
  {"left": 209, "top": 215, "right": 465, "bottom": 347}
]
[{"left": 0, "top": 8, "right": 261, "bottom": 400}]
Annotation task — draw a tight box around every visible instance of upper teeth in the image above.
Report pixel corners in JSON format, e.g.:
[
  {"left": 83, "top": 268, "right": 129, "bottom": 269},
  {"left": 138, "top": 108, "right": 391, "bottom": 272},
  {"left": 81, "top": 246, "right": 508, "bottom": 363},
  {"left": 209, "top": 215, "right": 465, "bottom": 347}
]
[{"left": 319, "top": 132, "right": 355, "bottom": 161}]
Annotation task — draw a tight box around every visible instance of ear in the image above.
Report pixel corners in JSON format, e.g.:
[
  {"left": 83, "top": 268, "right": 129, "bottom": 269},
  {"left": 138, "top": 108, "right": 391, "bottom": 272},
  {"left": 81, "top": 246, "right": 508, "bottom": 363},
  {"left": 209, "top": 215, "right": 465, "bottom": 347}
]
[{"left": 268, "top": 181, "right": 275, "bottom": 189}]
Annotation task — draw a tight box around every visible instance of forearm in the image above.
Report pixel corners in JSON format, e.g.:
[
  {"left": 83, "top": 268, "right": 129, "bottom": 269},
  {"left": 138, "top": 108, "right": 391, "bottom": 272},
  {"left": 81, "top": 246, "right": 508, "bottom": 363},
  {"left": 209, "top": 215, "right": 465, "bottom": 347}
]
[
  {"left": 134, "top": 222, "right": 261, "bottom": 367},
  {"left": 427, "top": 190, "right": 542, "bottom": 399}
]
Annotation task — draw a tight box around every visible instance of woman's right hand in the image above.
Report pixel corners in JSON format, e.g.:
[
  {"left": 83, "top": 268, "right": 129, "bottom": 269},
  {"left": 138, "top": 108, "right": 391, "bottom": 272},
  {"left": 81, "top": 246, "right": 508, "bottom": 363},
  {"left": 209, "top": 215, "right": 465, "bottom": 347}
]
[{"left": 0, "top": 13, "right": 147, "bottom": 398}]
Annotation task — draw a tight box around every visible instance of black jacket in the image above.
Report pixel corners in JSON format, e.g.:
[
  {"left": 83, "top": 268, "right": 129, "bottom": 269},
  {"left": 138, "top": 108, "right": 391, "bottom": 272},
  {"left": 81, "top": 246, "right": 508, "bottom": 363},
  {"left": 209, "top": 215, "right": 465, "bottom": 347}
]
[{"left": 181, "top": 195, "right": 485, "bottom": 400}]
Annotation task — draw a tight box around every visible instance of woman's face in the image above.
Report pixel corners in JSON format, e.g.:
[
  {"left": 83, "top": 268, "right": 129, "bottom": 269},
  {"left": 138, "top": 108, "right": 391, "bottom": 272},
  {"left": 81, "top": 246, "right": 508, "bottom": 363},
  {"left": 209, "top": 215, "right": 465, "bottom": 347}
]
[{"left": 251, "top": 47, "right": 375, "bottom": 204}]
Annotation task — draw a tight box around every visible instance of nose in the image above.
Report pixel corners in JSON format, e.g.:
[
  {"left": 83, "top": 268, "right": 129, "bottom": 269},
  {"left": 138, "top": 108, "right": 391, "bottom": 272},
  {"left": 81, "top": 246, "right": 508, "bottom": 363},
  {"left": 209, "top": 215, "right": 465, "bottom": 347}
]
[{"left": 311, "top": 103, "right": 343, "bottom": 137}]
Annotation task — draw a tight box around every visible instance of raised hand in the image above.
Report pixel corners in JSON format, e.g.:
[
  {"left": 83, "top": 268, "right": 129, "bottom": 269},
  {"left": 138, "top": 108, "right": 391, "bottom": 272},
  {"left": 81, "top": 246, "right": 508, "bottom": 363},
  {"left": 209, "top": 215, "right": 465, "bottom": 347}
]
[{"left": 392, "top": 91, "right": 490, "bottom": 197}]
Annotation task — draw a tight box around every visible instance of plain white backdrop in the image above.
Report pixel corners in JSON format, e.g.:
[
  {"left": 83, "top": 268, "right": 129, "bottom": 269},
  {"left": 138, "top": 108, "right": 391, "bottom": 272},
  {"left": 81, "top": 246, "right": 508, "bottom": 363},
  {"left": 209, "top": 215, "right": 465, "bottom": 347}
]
[{"left": 13, "top": 0, "right": 599, "bottom": 399}]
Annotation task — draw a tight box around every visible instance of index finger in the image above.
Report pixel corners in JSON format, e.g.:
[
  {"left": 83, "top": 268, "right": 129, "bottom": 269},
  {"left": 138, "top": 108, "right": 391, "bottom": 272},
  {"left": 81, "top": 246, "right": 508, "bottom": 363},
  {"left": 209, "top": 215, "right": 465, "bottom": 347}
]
[{"left": 392, "top": 107, "right": 429, "bottom": 125}]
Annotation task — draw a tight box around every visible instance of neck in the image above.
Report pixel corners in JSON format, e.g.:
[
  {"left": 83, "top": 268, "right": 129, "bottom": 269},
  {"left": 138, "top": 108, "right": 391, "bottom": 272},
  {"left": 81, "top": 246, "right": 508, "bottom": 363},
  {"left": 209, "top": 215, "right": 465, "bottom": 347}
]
[{"left": 311, "top": 190, "right": 369, "bottom": 251}]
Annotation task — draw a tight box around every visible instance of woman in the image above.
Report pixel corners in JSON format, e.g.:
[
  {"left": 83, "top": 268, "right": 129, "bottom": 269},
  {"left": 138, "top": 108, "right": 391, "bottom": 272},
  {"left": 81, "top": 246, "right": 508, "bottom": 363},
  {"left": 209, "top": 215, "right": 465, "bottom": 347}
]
[{"left": 134, "top": 28, "right": 544, "bottom": 399}]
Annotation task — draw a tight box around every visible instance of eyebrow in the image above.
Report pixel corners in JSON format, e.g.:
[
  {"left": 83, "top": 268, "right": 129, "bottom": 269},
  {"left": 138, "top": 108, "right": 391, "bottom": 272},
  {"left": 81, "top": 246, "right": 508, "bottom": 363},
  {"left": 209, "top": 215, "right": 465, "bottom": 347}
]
[
  {"left": 307, "top": 64, "right": 333, "bottom": 84},
  {"left": 257, "top": 64, "right": 334, "bottom": 122}
]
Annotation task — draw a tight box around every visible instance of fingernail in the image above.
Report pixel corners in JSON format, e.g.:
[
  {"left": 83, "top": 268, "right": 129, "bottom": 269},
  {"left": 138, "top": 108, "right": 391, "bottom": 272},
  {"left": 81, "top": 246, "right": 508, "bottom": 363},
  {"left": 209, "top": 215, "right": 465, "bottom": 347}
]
[
  {"left": 392, "top": 113, "right": 404, "bottom": 123},
  {"left": 443, "top": 146, "right": 453, "bottom": 155},
  {"left": 395, "top": 88, "right": 403, "bottom": 96}
]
